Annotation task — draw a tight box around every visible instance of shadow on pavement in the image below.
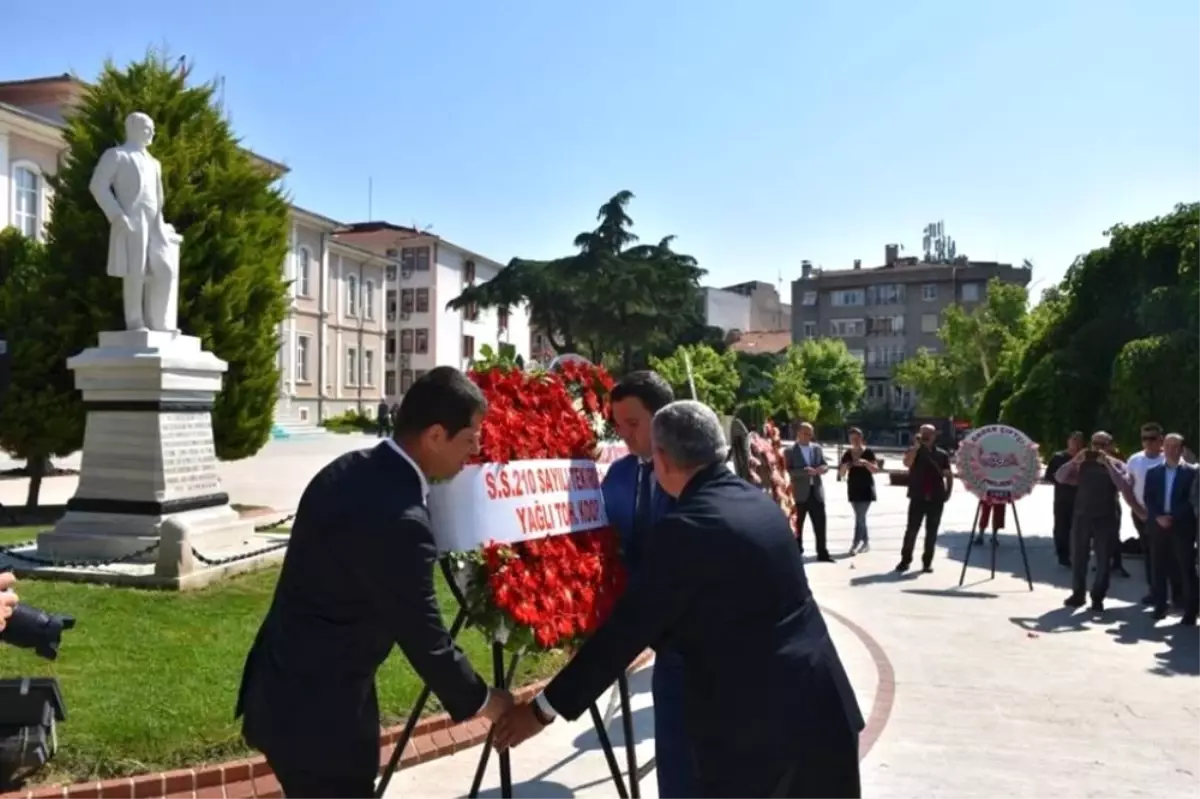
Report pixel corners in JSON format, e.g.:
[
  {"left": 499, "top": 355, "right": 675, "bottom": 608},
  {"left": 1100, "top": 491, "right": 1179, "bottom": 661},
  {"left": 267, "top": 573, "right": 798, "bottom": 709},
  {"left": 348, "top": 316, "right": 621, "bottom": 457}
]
[
  {"left": 902, "top": 587, "right": 1000, "bottom": 600},
  {"left": 848, "top": 570, "right": 919, "bottom": 587},
  {"left": 476, "top": 779, "right": 576, "bottom": 798},
  {"left": 936, "top": 529, "right": 1151, "bottom": 606}
]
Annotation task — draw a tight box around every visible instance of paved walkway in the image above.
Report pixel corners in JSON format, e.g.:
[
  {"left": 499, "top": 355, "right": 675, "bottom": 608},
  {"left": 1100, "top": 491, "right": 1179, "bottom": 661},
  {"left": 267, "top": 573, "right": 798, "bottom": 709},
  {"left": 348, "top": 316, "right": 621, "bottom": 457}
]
[{"left": 384, "top": 484, "right": 1199, "bottom": 798}]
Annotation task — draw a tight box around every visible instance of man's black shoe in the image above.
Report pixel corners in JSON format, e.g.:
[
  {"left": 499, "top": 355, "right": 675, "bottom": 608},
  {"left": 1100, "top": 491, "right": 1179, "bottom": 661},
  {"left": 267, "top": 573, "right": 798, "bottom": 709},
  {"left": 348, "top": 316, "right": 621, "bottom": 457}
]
[
  {"left": 895, "top": 561, "right": 910, "bottom": 573},
  {"left": 1142, "top": 594, "right": 1154, "bottom": 606},
  {"left": 921, "top": 563, "right": 934, "bottom": 574},
  {"left": 1152, "top": 606, "right": 1169, "bottom": 621},
  {"left": 1063, "top": 593, "right": 1086, "bottom": 608},
  {"left": 817, "top": 552, "right": 835, "bottom": 563},
  {"left": 1181, "top": 615, "right": 1197, "bottom": 627},
  {"left": 1058, "top": 556, "right": 1071, "bottom": 568},
  {"left": 1090, "top": 599, "right": 1105, "bottom": 613}
]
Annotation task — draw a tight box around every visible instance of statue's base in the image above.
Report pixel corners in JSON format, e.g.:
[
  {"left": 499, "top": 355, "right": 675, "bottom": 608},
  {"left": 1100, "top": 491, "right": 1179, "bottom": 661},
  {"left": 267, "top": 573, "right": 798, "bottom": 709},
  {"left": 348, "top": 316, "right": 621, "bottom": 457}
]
[{"left": 33, "top": 329, "right": 269, "bottom": 584}]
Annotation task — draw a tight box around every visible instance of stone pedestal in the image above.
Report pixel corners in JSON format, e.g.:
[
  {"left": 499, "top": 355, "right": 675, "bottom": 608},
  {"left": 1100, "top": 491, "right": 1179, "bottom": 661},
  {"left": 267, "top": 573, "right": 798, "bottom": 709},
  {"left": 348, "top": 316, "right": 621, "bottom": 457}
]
[{"left": 38, "top": 330, "right": 257, "bottom": 565}]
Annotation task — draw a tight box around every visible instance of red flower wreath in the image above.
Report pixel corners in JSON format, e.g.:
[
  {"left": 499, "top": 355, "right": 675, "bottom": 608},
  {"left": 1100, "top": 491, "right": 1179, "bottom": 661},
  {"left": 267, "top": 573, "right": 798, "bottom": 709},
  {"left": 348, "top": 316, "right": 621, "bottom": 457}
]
[
  {"left": 450, "top": 362, "right": 626, "bottom": 650},
  {"left": 747, "top": 421, "right": 799, "bottom": 537}
]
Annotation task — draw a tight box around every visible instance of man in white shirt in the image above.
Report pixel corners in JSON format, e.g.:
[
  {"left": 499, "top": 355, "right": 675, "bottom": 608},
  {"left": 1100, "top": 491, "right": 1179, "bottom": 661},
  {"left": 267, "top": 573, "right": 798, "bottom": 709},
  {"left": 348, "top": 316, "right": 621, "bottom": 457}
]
[{"left": 1127, "top": 423, "right": 1176, "bottom": 605}]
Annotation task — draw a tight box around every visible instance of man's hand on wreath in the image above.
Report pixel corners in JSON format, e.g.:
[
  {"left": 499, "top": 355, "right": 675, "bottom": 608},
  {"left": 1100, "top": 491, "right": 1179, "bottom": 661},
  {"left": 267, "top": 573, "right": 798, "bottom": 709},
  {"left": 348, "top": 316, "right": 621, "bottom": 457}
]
[
  {"left": 493, "top": 701, "right": 546, "bottom": 751},
  {"left": 481, "top": 688, "right": 515, "bottom": 724}
]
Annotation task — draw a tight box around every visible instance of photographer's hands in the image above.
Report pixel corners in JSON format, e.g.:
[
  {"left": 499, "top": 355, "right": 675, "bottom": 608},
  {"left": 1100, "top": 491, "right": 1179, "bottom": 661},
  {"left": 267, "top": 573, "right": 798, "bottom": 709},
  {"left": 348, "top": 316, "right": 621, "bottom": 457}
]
[{"left": 0, "top": 572, "right": 18, "bottom": 634}]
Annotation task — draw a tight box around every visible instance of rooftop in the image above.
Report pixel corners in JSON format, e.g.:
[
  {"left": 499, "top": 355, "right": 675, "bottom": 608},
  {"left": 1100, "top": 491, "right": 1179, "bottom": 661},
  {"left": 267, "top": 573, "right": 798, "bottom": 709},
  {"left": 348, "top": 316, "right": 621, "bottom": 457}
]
[{"left": 727, "top": 329, "right": 791, "bottom": 355}]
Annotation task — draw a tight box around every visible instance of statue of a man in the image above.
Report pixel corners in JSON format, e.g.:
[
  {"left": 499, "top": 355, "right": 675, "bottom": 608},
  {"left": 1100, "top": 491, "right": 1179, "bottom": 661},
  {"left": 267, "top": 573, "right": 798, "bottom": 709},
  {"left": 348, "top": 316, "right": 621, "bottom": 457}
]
[{"left": 89, "top": 112, "right": 181, "bottom": 333}]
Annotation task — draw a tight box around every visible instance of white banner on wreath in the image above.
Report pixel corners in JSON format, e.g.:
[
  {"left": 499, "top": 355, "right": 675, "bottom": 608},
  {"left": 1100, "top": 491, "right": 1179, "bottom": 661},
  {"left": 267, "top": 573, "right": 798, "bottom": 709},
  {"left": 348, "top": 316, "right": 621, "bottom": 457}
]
[{"left": 429, "top": 458, "right": 611, "bottom": 553}]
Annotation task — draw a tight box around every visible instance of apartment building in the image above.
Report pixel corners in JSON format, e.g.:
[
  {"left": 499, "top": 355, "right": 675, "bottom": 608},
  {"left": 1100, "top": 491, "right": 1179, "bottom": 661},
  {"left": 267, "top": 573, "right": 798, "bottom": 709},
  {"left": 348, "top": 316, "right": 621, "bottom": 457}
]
[
  {"left": 720, "top": 281, "right": 792, "bottom": 332},
  {"left": 791, "top": 244, "right": 1031, "bottom": 435},
  {"left": 333, "top": 222, "right": 532, "bottom": 398}
]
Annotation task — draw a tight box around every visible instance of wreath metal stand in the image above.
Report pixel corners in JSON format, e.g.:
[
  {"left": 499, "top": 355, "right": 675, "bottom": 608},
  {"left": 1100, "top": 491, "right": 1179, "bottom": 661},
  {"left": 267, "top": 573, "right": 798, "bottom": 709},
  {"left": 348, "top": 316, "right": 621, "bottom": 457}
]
[
  {"left": 375, "top": 559, "right": 639, "bottom": 798},
  {"left": 957, "top": 497, "right": 1034, "bottom": 591}
]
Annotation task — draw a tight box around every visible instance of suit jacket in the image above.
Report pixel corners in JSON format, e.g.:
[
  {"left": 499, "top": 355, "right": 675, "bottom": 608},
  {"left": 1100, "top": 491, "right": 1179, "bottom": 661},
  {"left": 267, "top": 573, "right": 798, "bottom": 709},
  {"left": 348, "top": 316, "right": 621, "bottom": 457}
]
[
  {"left": 545, "top": 464, "right": 865, "bottom": 796},
  {"left": 1144, "top": 463, "right": 1199, "bottom": 536},
  {"left": 602, "top": 453, "right": 675, "bottom": 573},
  {"left": 785, "top": 443, "right": 827, "bottom": 503},
  {"left": 89, "top": 144, "right": 166, "bottom": 279},
  {"left": 235, "top": 443, "right": 487, "bottom": 780}
]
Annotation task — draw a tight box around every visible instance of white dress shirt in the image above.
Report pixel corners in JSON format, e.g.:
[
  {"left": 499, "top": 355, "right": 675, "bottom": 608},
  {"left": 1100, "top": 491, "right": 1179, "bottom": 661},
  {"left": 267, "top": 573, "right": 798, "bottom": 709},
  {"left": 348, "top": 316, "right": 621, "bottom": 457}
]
[{"left": 1127, "top": 451, "right": 1165, "bottom": 507}]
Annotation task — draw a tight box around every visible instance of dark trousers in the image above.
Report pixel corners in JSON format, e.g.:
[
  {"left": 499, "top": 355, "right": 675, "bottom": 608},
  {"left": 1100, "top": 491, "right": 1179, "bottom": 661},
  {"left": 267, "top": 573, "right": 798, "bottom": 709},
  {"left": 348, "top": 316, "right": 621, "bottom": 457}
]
[
  {"left": 1053, "top": 502, "right": 1074, "bottom": 562},
  {"left": 1071, "top": 515, "right": 1116, "bottom": 601},
  {"left": 652, "top": 650, "right": 696, "bottom": 798},
  {"left": 1151, "top": 525, "right": 1199, "bottom": 617},
  {"left": 900, "top": 499, "right": 944, "bottom": 566},
  {"left": 271, "top": 762, "right": 375, "bottom": 798},
  {"left": 795, "top": 499, "right": 829, "bottom": 556}
]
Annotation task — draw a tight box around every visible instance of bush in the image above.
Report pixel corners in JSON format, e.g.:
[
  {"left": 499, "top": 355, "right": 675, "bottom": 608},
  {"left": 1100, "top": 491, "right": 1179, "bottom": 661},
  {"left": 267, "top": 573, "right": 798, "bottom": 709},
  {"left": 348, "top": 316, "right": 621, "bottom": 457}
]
[{"left": 321, "top": 409, "right": 377, "bottom": 434}]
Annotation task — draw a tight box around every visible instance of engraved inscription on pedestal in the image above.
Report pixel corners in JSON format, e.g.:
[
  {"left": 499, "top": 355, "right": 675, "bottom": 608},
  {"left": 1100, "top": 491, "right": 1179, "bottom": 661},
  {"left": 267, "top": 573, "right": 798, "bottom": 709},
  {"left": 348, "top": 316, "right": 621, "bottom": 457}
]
[{"left": 159, "top": 413, "right": 221, "bottom": 498}]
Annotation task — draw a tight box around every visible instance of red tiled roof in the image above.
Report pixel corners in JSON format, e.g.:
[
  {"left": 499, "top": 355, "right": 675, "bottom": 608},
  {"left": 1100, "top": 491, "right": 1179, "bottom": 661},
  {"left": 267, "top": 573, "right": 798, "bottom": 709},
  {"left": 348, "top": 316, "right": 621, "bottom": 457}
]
[{"left": 728, "top": 330, "right": 792, "bottom": 354}]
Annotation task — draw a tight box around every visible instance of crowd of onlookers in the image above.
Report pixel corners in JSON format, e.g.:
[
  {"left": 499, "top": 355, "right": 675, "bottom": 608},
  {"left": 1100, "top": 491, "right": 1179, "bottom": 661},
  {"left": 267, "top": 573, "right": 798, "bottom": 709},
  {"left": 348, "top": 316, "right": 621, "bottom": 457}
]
[{"left": 782, "top": 420, "right": 1198, "bottom": 626}]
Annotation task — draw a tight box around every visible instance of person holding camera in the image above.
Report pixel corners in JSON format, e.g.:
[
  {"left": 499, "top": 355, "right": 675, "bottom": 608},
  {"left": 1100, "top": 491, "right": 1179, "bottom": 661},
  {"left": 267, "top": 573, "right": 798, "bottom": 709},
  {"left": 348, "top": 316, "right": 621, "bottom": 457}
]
[
  {"left": 1054, "top": 431, "right": 1137, "bottom": 612},
  {"left": 0, "top": 572, "right": 17, "bottom": 633},
  {"left": 897, "top": 424, "right": 953, "bottom": 573},
  {"left": 838, "top": 427, "right": 879, "bottom": 555}
]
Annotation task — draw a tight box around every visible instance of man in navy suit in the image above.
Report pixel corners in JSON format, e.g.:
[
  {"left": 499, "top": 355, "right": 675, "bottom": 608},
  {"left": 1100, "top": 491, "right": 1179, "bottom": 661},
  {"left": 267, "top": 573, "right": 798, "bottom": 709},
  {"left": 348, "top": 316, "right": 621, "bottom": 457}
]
[
  {"left": 1142, "top": 433, "right": 1199, "bottom": 626},
  {"left": 600, "top": 370, "right": 695, "bottom": 797},
  {"left": 496, "top": 400, "right": 865, "bottom": 797},
  {"left": 236, "top": 368, "right": 512, "bottom": 797}
]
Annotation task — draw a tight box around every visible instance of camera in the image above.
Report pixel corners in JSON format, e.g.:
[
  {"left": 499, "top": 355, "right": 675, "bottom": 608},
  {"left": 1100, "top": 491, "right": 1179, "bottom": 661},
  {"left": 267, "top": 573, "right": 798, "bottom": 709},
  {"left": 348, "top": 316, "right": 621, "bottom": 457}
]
[
  {"left": 0, "top": 602, "right": 76, "bottom": 660},
  {"left": 0, "top": 569, "right": 75, "bottom": 660}
]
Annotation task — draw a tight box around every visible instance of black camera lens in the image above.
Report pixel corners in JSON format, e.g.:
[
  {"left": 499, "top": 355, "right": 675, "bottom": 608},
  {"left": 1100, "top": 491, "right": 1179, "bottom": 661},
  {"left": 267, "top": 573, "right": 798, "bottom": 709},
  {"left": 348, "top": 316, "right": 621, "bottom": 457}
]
[{"left": 0, "top": 603, "right": 76, "bottom": 661}]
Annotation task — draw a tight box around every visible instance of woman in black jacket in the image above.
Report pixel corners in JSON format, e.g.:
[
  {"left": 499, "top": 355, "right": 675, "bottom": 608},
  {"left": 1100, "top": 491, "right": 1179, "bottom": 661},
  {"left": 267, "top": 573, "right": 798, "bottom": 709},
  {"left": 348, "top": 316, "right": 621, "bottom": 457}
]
[{"left": 839, "top": 427, "right": 880, "bottom": 554}]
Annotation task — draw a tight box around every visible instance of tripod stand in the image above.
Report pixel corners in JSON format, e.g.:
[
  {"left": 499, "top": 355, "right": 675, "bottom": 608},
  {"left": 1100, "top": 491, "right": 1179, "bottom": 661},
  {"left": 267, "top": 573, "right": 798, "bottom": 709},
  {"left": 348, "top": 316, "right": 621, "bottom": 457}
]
[
  {"left": 957, "top": 497, "right": 1034, "bottom": 591},
  {"left": 375, "top": 558, "right": 641, "bottom": 798}
]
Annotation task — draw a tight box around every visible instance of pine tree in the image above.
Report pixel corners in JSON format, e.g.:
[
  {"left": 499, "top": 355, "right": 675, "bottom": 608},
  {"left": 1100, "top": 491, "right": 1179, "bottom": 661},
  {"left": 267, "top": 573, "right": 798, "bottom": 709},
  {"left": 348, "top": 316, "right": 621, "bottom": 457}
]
[
  {"left": 43, "top": 52, "right": 290, "bottom": 461},
  {"left": 0, "top": 228, "right": 79, "bottom": 506}
]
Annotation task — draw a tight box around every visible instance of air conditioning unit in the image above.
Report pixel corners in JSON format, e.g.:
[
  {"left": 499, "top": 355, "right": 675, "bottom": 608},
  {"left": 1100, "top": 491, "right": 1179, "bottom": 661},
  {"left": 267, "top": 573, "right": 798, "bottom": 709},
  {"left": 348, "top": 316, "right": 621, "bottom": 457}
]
[
  {"left": 401, "top": 311, "right": 411, "bottom": 321},
  {"left": 386, "top": 266, "right": 396, "bottom": 281},
  {"left": 386, "top": 351, "right": 396, "bottom": 363},
  {"left": 401, "top": 268, "right": 413, "bottom": 280},
  {"left": 400, "top": 354, "right": 411, "bottom": 367},
  {"left": 387, "top": 312, "right": 396, "bottom": 322}
]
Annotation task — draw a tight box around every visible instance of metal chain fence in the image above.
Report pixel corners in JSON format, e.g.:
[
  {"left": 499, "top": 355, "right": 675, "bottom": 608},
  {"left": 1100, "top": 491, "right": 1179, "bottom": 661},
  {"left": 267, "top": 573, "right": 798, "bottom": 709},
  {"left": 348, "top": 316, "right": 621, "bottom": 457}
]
[{"left": 0, "top": 513, "right": 296, "bottom": 570}]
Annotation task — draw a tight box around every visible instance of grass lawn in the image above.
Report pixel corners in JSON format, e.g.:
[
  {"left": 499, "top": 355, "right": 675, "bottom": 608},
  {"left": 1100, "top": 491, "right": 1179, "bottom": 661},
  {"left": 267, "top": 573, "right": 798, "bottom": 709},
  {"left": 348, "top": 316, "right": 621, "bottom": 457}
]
[{"left": 0, "top": 526, "right": 567, "bottom": 784}]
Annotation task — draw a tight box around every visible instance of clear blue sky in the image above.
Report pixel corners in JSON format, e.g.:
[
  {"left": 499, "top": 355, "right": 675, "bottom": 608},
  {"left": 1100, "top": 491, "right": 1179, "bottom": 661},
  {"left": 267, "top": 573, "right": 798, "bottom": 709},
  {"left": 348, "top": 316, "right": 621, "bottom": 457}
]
[{"left": 6, "top": 1, "right": 1197, "bottom": 296}]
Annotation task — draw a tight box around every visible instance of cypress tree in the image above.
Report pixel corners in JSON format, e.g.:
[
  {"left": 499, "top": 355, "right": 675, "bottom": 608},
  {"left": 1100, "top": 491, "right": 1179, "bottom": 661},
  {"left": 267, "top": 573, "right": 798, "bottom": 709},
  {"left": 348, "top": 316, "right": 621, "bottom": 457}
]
[{"left": 43, "top": 52, "right": 290, "bottom": 461}]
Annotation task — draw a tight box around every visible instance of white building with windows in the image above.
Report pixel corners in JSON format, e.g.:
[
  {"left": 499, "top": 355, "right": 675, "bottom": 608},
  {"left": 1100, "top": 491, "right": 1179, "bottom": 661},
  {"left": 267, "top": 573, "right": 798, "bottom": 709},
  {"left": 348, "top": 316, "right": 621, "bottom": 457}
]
[{"left": 334, "top": 222, "right": 532, "bottom": 400}]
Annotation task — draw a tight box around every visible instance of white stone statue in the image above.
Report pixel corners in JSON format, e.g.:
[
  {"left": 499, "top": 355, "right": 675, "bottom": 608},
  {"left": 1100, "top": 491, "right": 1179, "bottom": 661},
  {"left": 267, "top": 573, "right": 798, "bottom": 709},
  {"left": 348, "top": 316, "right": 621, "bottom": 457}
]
[{"left": 89, "top": 111, "right": 181, "bottom": 333}]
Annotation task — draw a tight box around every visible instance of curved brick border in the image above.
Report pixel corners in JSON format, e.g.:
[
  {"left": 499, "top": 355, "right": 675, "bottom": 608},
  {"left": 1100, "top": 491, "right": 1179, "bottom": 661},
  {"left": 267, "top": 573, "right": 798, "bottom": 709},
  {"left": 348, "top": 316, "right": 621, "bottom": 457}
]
[
  {"left": 823, "top": 607, "right": 897, "bottom": 761},
  {"left": 3, "top": 650, "right": 655, "bottom": 799}
]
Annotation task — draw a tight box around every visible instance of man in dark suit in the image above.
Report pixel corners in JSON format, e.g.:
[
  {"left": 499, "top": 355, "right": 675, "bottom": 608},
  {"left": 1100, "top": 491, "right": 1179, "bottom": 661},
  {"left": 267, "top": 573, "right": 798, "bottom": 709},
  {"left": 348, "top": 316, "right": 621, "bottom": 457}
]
[
  {"left": 786, "top": 422, "right": 833, "bottom": 562},
  {"left": 602, "top": 371, "right": 694, "bottom": 798},
  {"left": 897, "top": 424, "right": 954, "bottom": 574},
  {"left": 495, "top": 400, "right": 865, "bottom": 798},
  {"left": 1142, "top": 433, "right": 1199, "bottom": 626},
  {"left": 236, "top": 367, "right": 511, "bottom": 798}
]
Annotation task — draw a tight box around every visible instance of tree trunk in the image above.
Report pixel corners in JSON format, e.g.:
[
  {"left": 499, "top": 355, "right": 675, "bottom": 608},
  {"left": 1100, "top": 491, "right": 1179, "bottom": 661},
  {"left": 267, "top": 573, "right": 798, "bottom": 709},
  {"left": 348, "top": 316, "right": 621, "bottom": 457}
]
[{"left": 24, "top": 452, "right": 48, "bottom": 508}]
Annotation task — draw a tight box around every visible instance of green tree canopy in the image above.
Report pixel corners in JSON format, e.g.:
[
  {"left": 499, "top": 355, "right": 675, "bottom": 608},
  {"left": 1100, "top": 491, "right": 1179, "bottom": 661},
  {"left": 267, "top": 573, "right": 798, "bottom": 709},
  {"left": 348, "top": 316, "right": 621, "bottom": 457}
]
[
  {"left": 42, "top": 53, "right": 291, "bottom": 462},
  {"left": 448, "top": 192, "right": 705, "bottom": 372},
  {"left": 894, "top": 278, "right": 1031, "bottom": 420},
  {"left": 785, "top": 339, "right": 865, "bottom": 426},
  {"left": 768, "top": 346, "right": 821, "bottom": 423},
  {"left": 1000, "top": 203, "right": 1199, "bottom": 453},
  {"left": 0, "top": 229, "right": 79, "bottom": 505},
  {"left": 650, "top": 344, "right": 740, "bottom": 414}
]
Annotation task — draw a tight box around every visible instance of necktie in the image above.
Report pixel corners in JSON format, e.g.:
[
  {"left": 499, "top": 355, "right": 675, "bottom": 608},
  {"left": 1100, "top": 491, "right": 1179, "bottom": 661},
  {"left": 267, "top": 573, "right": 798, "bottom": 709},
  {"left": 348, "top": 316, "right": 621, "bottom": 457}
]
[{"left": 634, "top": 461, "right": 654, "bottom": 538}]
